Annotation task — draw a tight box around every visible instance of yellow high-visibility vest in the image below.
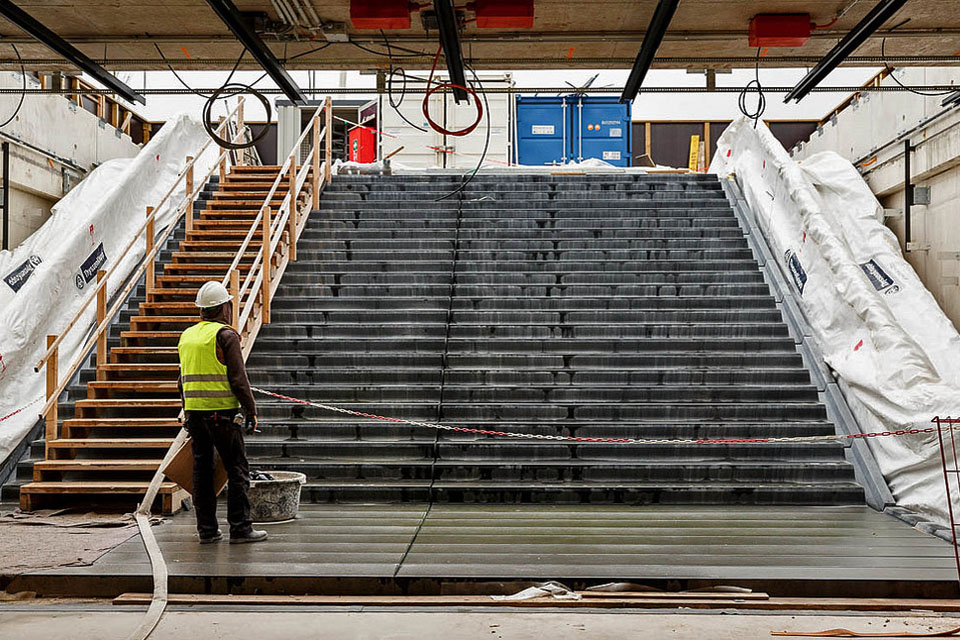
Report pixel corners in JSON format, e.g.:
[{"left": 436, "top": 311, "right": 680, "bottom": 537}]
[{"left": 178, "top": 321, "right": 241, "bottom": 412}]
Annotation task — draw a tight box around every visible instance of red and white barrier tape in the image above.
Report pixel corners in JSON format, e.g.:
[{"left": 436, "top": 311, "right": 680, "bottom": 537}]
[
  {"left": 0, "top": 395, "right": 44, "bottom": 424},
  {"left": 251, "top": 387, "right": 941, "bottom": 446}
]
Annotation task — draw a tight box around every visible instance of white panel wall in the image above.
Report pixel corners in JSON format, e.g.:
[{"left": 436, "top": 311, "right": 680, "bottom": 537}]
[
  {"left": 379, "top": 73, "right": 512, "bottom": 169},
  {"left": 0, "top": 71, "right": 142, "bottom": 248}
]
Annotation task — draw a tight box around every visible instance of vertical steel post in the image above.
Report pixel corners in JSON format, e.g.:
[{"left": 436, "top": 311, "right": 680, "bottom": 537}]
[
  {"left": 904, "top": 139, "right": 913, "bottom": 253},
  {"left": 1, "top": 141, "right": 8, "bottom": 250}
]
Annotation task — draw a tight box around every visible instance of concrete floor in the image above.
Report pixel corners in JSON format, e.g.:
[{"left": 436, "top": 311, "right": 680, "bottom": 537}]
[{"left": 2, "top": 604, "right": 960, "bottom": 640}]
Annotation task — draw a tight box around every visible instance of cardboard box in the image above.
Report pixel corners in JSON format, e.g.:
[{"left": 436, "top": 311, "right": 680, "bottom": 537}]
[{"left": 162, "top": 436, "right": 228, "bottom": 497}]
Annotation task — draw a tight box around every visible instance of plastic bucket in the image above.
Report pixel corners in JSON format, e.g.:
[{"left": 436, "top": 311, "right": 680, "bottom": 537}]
[{"left": 248, "top": 471, "right": 306, "bottom": 522}]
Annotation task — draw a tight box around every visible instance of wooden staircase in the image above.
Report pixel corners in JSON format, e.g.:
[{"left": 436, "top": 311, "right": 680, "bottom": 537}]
[{"left": 19, "top": 165, "right": 301, "bottom": 514}]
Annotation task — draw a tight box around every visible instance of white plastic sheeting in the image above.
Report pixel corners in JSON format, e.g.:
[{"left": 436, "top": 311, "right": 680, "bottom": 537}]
[
  {"left": 710, "top": 116, "right": 960, "bottom": 524},
  {"left": 0, "top": 114, "right": 216, "bottom": 465}
]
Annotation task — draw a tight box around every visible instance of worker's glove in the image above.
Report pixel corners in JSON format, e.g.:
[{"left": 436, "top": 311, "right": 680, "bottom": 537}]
[{"left": 244, "top": 413, "right": 260, "bottom": 435}]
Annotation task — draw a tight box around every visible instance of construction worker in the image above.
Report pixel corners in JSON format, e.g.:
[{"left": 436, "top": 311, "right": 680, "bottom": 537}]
[{"left": 177, "top": 281, "right": 267, "bottom": 544}]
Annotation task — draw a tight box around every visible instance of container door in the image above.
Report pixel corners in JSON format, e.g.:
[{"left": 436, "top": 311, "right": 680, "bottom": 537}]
[
  {"left": 447, "top": 88, "right": 510, "bottom": 169},
  {"left": 577, "top": 98, "right": 631, "bottom": 167},
  {"left": 379, "top": 93, "right": 445, "bottom": 168},
  {"left": 516, "top": 97, "right": 567, "bottom": 166}
]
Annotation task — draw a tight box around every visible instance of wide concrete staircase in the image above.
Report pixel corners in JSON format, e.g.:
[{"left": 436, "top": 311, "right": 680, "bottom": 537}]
[
  {"left": 9, "top": 165, "right": 302, "bottom": 513},
  {"left": 243, "top": 173, "right": 864, "bottom": 505}
]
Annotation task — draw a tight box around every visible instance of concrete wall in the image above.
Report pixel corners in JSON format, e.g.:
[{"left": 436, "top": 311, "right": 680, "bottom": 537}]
[
  {"left": 0, "top": 71, "right": 142, "bottom": 249},
  {"left": 791, "top": 67, "right": 960, "bottom": 328}
]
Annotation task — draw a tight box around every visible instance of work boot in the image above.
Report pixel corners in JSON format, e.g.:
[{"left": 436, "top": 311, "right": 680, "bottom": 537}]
[
  {"left": 199, "top": 529, "right": 223, "bottom": 544},
  {"left": 230, "top": 529, "right": 268, "bottom": 544}
]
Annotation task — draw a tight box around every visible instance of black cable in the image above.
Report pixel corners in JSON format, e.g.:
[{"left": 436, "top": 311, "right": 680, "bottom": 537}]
[
  {"left": 738, "top": 47, "right": 766, "bottom": 129},
  {"left": 434, "top": 63, "right": 490, "bottom": 203},
  {"left": 881, "top": 37, "right": 956, "bottom": 98},
  {"left": 0, "top": 45, "right": 25, "bottom": 129},
  {"left": 202, "top": 82, "right": 271, "bottom": 149},
  {"left": 347, "top": 40, "right": 430, "bottom": 58},
  {"left": 382, "top": 31, "right": 429, "bottom": 133},
  {"left": 155, "top": 43, "right": 245, "bottom": 98}
]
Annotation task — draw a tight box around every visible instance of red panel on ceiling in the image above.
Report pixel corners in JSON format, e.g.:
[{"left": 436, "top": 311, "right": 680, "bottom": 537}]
[
  {"left": 748, "top": 14, "right": 811, "bottom": 48},
  {"left": 473, "top": 0, "right": 534, "bottom": 29},
  {"left": 350, "top": 0, "right": 412, "bottom": 30}
]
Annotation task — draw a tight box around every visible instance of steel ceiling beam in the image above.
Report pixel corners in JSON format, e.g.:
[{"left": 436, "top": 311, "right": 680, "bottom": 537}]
[
  {"left": 0, "top": 0, "right": 145, "bottom": 104},
  {"left": 785, "top": 0, "right": 908, "bottom": 103},
  {"left": 433, "top": 0, "right": 468, "bottom": 103},
  {"left": 619, "top": 0, "right": 680, "bottom": 103},
  {"left": 204, "top": 0, "right": 306, "bottom": 103}
]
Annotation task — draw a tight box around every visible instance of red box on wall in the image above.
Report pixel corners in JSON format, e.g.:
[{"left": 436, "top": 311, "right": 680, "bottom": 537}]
[
  {"left": 473, "top": 0, "right": 534, "bottom": 28},
  {"left": 748, "top": 14, "right": 811, "bottom": 48},
  {"left": 349, "top": 126, "right": 376, "bottom": 164},
  {"left": 350, "top": 0, "right": 412, "bottom": 30}
]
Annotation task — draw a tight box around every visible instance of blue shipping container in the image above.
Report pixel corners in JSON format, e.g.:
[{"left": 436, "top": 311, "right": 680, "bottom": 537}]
[{"left": 515, "top": 95, "right": 632, "bottom": 167}]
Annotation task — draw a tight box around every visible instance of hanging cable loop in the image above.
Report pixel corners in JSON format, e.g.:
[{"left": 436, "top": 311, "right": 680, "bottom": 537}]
[{"left": 202, "top": 83, "right": 272, "bottom": 149}]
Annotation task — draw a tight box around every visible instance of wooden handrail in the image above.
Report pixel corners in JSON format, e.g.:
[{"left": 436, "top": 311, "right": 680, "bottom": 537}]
[
  {"left": 34, "top": 99, "right": 246, "bottom": 372},
  {"left": 220, "top": 105, "right": 325, "bottom": 290},
  {"left": 227, "top": 99, "right": 332, "bottom": 358},
  {"left": 35, "top": 122, "right": 251, "bottom": 426}
]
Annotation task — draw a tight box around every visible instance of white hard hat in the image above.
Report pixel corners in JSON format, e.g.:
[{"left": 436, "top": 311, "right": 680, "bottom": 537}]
[{"left": 195, "top": 281, "right": 232, "bottom": 309}]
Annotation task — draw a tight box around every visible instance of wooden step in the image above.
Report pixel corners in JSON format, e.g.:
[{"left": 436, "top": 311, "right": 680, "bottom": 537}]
[
  {"left": 73, "top": 399, "right": 180, "bottom": 411},
  {"left": 88, "top": 380, "right": 178, "bottom": 393},
  {"left": 156, "top": 275, "right": 235, "bottom": 285},
  {"left": 170, "top": 251, "right": 258, "bottom": 262},
  {"left": 198, "top": 211, "right": 262, "bottom": 220},
  {"left": 138, "top": 303, "right": 196, "bottom": 314},
  {"left": 48, "top": 438, "right": 176, "bottom": 448},
  {"left": 221, "top": 181, "right": 288, "bottom": 189},
  {"left": 119, "top": 332, "right": 184, "bottom": 345},
  {"left": 175, "top": 241, "right": 253, "bottom": 251},
  {"left": 129, "top": 316, "right": 195, "bottom": 328},
  {"left": 63, "top": 417, "right": 181, "bottom": 429},
  {"left": 19, "top": 481, "right": 186, "bottom": 513},
  {"left": 213, "top": 193, "right": 289, "bottom": 201},
  {"left": 193, "top": 219, "right": 262, "bottom": 228},
  {"left": 231, "top": 164, "right": 283, "bottom": 172},
  {"left": 35, "top": 459, "right": 163, "bottom": 472},
  {"left": 20, "top": 481, "right": 181, "bottom": 493},
  {"left": 161, "top": 263, "right": 252, "bottom": 274},
  {"left": 183, "top": 229, "right": 264, "bottom": 239}
]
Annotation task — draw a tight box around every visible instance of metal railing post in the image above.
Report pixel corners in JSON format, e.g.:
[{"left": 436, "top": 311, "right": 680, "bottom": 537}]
[
  {"left": 312, "top": 115, "right": 321, "bottom": 205},
  {"left": 237, "top": 99, "right": 244, "bottom": 167},
  {"left": 288, "top": 153, "right": 297, "bottom": 262},
  {"left": 230, "top": 268, "right": 240, "bottom": 330},
  {"left": 95, "top": 269, "right": 107, "bottom": 380},
  {"left": 324, "top": 96, "right": 333, "bottom": 182},
  {"left": 145, "top": 207, "right": 155, "bottom": 294},
  {"left": 44, "top": 335, "right": 58, "bottom": 457},
  {"left": 185, "top": 155, "right": 195, "bottom": 233},
  {"left": 261, "top": 206, "right": 272, "bottom": 324}
]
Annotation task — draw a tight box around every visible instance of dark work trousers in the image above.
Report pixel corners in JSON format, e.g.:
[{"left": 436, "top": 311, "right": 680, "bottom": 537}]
[{"left": 184, "top": 409, "right": 252, "bottom": 537}]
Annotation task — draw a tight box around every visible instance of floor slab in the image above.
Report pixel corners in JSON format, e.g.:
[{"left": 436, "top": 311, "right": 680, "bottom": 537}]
[{"left": 12, "top": 503, "right": 957, "bottom": 597}]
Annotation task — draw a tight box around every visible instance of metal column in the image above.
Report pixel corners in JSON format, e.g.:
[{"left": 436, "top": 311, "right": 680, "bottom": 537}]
[{"left": 1, "top": 142, "right": 8, "bottom": 251}]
